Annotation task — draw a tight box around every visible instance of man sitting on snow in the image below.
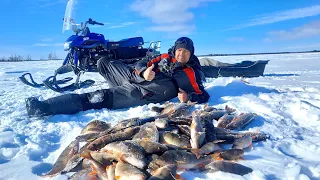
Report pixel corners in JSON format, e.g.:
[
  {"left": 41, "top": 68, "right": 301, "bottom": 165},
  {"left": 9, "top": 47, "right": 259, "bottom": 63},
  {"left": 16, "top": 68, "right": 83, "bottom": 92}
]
[{"left": 25, "top": 37, "right": 210, "bottom": 117}]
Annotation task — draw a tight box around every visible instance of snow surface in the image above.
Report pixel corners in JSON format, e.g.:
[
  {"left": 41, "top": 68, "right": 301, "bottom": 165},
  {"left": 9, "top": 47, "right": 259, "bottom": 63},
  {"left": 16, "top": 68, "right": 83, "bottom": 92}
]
[{"left": 0, "top": 52, "right": 320, "bottom": 180}]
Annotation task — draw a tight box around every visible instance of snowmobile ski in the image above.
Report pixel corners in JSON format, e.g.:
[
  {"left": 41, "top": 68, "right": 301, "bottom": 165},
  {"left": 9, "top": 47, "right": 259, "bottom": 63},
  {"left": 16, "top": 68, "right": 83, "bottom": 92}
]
[
  {"left": 19, "top": 73, "right": 73, "bottom": 88},
  {"left": 42, "top": 75, "right": 95, "bottom": 93}
]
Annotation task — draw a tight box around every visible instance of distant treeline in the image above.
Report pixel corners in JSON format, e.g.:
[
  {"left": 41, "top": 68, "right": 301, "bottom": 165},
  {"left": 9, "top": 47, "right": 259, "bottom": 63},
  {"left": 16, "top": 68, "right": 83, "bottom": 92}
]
[
  {"left": 198, "top": 50, "right": 320, "bottom": 57},
  {"left": 0, "top": 52, "right": 60, "bottom": 62},
  {"left": 1, "top": 50, "right": 320, "bottom": 62}
]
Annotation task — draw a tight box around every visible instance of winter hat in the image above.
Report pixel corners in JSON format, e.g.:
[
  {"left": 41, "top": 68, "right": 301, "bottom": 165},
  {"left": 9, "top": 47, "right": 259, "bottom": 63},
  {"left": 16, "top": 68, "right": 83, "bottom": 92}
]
[{"left": 173, "top": 37, "right": 194, "bottom": 56}]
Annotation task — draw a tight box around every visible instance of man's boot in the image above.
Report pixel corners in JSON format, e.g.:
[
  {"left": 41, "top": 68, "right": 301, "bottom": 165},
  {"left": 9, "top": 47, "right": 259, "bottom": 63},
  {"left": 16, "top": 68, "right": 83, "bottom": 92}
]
[
  {"left": 26, "top": 94, "right": 88, "bottom": 117},
  {"left": 25, "top": 90, "right": 113, "bottom": 117}
]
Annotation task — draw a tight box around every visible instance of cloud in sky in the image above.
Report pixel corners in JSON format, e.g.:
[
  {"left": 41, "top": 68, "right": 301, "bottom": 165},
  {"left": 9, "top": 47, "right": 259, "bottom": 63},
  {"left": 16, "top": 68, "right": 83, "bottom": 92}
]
[
  {"left": 130, "top": 0, "right": 219, "bottom": 34},
  {"left": 105, "top": 21, "right": 140, "bottom": 29},
  {"left": 229, "top": 5, "right": 320, "bottom": 30},
  {"left": 266, "top": 21, "right": 320, "bottom": 41}
]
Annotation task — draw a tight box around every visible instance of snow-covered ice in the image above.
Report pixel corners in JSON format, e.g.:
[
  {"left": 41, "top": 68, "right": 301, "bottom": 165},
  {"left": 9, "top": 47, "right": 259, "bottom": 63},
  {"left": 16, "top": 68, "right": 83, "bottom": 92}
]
[{"left": 0, "top": 52, "right": 319, "bottom": 180}]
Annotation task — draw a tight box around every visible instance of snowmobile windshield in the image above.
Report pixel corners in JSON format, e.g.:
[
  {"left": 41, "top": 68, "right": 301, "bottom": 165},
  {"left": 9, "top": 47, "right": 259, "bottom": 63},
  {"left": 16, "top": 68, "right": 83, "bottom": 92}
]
[{"left": 62, "top": 0, "right": 78, "bottom": 33}]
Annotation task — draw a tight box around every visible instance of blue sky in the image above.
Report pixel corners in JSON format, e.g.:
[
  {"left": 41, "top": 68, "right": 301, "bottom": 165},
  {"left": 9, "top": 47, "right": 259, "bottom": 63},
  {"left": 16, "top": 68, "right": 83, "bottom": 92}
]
[{"left": 0, "top": 0, "right": 320, "bottom": 59}]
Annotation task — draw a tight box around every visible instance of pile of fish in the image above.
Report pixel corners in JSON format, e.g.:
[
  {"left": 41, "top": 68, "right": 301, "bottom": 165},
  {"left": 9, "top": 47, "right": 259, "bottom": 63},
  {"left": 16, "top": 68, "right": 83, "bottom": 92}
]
[{"left": 41, "top": 102, "right": 270, "bottom": 180}]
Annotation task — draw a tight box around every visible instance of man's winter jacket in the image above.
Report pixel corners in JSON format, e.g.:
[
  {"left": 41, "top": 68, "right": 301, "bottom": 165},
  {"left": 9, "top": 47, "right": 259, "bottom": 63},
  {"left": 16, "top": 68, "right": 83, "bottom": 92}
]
[{"left": 135, "top": 53, "right": 210, "bottom": 103}]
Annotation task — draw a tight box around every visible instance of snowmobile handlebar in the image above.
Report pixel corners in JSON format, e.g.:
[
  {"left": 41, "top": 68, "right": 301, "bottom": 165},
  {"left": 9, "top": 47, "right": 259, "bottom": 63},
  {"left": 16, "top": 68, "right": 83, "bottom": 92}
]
[
  {"left": 71, "top": 18, "right": 104, "bottom": 35},
  {"left": 87, "top": 18, "right": 104, "bottom": 26}
]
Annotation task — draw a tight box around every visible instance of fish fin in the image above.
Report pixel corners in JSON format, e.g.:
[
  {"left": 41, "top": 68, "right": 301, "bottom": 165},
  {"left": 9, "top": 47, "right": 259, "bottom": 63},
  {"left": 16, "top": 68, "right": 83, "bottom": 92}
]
[
  {"left": 119, "top": 154, "right": 127, "bottom": 162},
  {"left": 142, "top": 137, "right": 151, "bottom": 141},
  {"left": 79, "top": 150, "right": 92, "bottom": 160},
  {"left": 175, "top": 173, "right": 186, "bottom": 180},
  {"left": 151, "top": 167, "right": 160, "bottom": 176},
  {"left": 87, "top": 138, "right": 96, "bottom": 142},
  {"left": 190, "top": 122, "right": 196, "bottom": 129},
  {"left": 196, "top": 162, "right": 207, "bottom": 169},
  {"left": 210, "top": 152, "right": 221, "bottom": 160},
  {"left": 101, "top": 149, "right": 109, "bottom": 153},
  {"left": 115, "top": 175, "right": 121, "bottom": 180},
  {"left": 176, "top": 160, "right": 185, "bottom": 164},
  {"left": 167, "top": 108, "right": 175, "bottom": 115},
  {"left": 231, "top": 116, "right": 239, "bottom": 122},
  {"left": 88, "top": 174, "right": 99, "bottom": 180},
  {"left": 89, "top": 168, "right": 97, "bottom": 176},
  {"left": 190, "top": 149, "right": 201, "bottom": 159},
  {"left": 190, "top": 148, "right": 199, "bottom": 153}
]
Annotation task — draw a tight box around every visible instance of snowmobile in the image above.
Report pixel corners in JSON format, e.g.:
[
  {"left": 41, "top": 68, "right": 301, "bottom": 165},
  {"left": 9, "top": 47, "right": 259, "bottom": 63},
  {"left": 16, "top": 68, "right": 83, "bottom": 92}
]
[{"left": 19, "top": 18, "right": 161, "bottom": 92}]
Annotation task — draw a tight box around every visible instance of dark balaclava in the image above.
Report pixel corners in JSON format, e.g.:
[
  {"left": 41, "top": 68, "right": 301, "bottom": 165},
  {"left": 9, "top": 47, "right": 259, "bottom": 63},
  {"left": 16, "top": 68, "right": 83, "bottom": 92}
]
[{"left": 172, "top": 37, "right": 194, "bottom": 56}]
